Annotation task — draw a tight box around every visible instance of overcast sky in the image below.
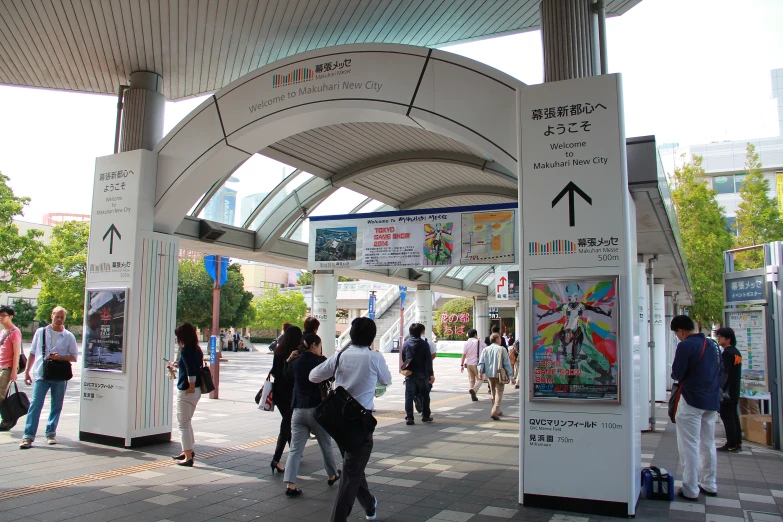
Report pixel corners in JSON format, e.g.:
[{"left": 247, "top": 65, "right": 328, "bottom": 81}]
[{"left": 1, "top": 0, "right": 781, "bottom": 224}]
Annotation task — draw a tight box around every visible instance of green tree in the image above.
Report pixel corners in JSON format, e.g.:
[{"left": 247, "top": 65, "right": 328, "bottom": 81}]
[
  {"left": 176, "top": 260, "right": 254, "bottom": 330},
  {"left": 0, "top": 173, "right": 48, "bottom": 293},
  {"left": 734, "top": 143, "right": 783, "bottom": 269},
  {"left": 434, "top": 297, "right": 473, "bottom": 340},
  {"left": 296, "top": 271, "right": 356, "bottom": 285},
  {"left": 251, "top": 287, "right": 307, "bottom": 331},
  {"left": 671, "top": 155, "right": 735, "bottom": 327},
  {"left": 35, "top": 221, "right": 90, "bottom": 324},
  {"left": 11, "top": 298, "right": 37, "bottom": 329}
]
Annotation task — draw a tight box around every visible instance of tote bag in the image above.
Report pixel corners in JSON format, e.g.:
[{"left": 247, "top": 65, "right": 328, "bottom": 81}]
[
  {"left": 256, "top": 373, "right": 274, "bottom": 411},
  {"left": 0, "top": 381, "right": 30, "bottom": 422}
]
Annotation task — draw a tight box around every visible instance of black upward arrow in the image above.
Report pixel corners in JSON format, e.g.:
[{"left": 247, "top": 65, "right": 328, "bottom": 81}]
[
  {"left": 103, "top": 224, "right": 121, "bottom": 254},
  {"left": 552, "top": 181, "right": 592, "bottom": 227}
]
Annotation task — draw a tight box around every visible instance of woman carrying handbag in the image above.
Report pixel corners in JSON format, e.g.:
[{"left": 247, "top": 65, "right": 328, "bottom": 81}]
[
  {"left": 269, "top": 326, "right": 301, "bottom": 473},
  {"left": 168, "top": 322, "right": 203, "bottom": 467}
]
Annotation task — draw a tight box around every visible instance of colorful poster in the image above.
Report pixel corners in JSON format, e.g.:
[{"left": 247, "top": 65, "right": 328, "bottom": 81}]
[
  {"left": 725, "top": 308, "right": 767, "bottom": 392},
  {"left": 531, "top": 278, "right": 619, "bottom": 402},
  {"left": 308, "top": 203, "right": 516, "bottom": 270},
  {"left": 84, "top": 289, "right": 128, "bottom": 372}
]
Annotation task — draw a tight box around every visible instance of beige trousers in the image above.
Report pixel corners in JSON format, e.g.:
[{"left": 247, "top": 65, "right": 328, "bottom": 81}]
[
  {"left": 487, "top": 378, "right": 505, "bottom": 417},
  {"left": 466, "top": 365, "right": 483, "bottom": 392}
]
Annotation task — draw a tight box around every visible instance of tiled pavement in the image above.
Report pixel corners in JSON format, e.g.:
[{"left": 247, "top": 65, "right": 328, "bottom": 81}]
[{"left": 0, "top": 348, "right": 781, "bottom": 521}]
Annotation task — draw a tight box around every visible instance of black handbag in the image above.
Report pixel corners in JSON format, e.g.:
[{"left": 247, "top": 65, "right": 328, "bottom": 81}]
[
  {"left": 0, "top": 381, "right": 30, "bottom": 422},
  {"left": 200, "top": 364, "right": 216, "bottom": 393},
  {"left": 40, "top": 330, "right": 72, "bottom": 381},
  {"left": 313, "top": 350, "right": 377, "bottom": 452}
]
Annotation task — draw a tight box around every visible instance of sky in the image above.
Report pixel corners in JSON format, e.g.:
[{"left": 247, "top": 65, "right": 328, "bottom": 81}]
[{"left": 1, "top": 0, "right": 781, "bottom": 225}]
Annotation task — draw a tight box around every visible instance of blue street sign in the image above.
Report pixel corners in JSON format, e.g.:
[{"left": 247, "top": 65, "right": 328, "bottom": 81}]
[
  {"left": 399, "top": 286, "right": 407, "bottom": 308},
  {"left": 725, "top": 273, "right": 766, "bottom": 305},
  {"left": 209, "top": 336, "right": 217, "bottom": 364},
  {"left": 368, "top": 293, "right": 377, "bottom": 319},
  {"left": 204, "top": 255, "right": 229, "bottom": 286}
]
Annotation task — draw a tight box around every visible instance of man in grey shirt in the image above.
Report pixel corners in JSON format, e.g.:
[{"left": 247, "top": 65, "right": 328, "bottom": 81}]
[{"left": 310, "top": 317, "right": 391, "bottom": 521}]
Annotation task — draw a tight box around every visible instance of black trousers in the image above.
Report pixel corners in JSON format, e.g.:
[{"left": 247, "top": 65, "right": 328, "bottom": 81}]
[
  {"left": 273, "top": 401, "right": 293, "bottom": 463},
  {"left": 404, "top": 377, "right": 431, "bottom": 419},
  {"left": 720, "top": 400, "right": 742, "bottom": 448},
  {"left": 331, "top": 434, "right": 375, "bottom": 522}
]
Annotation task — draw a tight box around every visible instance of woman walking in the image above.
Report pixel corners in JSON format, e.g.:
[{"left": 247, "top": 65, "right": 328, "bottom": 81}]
[
  {"left": 270, "top": 326, "right": 301, "bottom": 473},
  {"left": 171, "top": 322, "right": 203, "bottom": 467},
  {"left": 281, "top": 333, "right": 340, "bottom": 496},
  {"left": 478, "top": 333, "right": 513, "bottom": 421}
]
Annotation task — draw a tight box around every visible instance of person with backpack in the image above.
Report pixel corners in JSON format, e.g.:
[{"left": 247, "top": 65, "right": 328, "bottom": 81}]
[
  {"left": 460, "top": 329, "right": 485, "bottom": 401},
  {"left": 670, "top": 315, "right": 721, "bottom": 500},
  {"left": 0, "top": 305, "right": 23, "bottom": 431},
  {"left": 401, "top": 323, "right": 434, "bottom": 426}
]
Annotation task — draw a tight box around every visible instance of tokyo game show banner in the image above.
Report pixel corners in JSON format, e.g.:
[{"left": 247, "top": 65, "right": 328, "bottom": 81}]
[
  {"left": 84, "top": 289, "right": 128, "bottom": 373},
  {"left": 531, "top": 277, "right": 619, "bottom": 402},
  {"left": 308, "top": 204, "right": 516, "bottom": 270}
]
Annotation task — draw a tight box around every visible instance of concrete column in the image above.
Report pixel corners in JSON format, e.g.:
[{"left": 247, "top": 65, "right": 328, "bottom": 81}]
[
  {"left": 120, "top": 72, "right": 165, "bottom": 152},
  {"left": 473, "top": 295, "right": 489, "bottom": 344},
  {"left": 540, "top": 0, "right": 597, "bottom": 82},
  {"left": 415, "top": 284, "right": 433, "bottom": 339},
  {"left": 652, "top": 284, "right": 666, "bottom": 401},
  {"left": 664, "top": 293, "right": 675, "bottom": 390},
  {"left": 636, "top": 262, "right": 650, "bottom": 431},
  {"left": 312, "top": 270, "right": 337, "bottom": 355}
]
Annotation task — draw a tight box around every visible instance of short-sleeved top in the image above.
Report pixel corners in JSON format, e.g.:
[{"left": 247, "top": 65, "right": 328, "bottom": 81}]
[
  {"left": 462, "top": 338, "right": 484, "bottom": 366},
  {"left": 29, "top": 326, "right": 79, "bottom": 381},
  {"left": 0, "top": 327, "right": 22, "bottom": 368}
]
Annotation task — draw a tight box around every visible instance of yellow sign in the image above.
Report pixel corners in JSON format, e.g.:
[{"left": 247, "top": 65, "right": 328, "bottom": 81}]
[{"left": 777, "top": 173, "right": 783, "bottom": 217}]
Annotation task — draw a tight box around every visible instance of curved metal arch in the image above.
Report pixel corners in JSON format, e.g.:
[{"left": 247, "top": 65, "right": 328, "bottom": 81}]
[
  {"left": 241, "top": 168, "right": 303, "bottom": 229},
  {"left": 399, "top": 185, "right": 517, "bottom": 210}
]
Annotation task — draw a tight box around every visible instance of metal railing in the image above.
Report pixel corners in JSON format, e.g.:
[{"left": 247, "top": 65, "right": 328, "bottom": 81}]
[
  {"left": 336, "top": 284, "right": 401, "bottom": 349},
  {"left": 378, "top": 304, "right": 418, "bottom": 352}
]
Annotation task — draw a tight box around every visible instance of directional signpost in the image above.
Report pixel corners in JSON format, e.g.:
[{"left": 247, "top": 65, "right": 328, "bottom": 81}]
[
  {"left": 495, "top": 270, "right": 509, "bottom": 300},
  {"left": 103, "top": 224, "right": 122, "bottom": 254},
  {"left": 552, "top": 181, "right": 592, "bottom": 227}
]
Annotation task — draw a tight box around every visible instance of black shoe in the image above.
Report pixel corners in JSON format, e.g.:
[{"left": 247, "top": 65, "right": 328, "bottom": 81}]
[
  {"left": 469, "top": 389, "right": 478, "bottom": 401},
  {"left": 698, "top": 485, "right": 717, "bottom": 497},
  {"left": 172, "top": 451, "right": 195, "bottom": 460},
  {"left": 328, "top": 470, "right": 341, "bottom": 486},
  {"left": 414, "top": 396, "right": 422, "bottom": 413},
  {"left": 728, "top": 446, "right": 740, "bottom": 453},
  {"left": 177, "top": 459, "right": 194, "bottom": 467},
  {"left": 406, "top": 418, "right": 415, "bottom": 426},
  {"left": 716, "top": 444, "right": 730, "bottom": 452},
  {"left": 677, "top": 489, "right": 697, "bottom": 501},
  {"left": 271, "top": 462, "right": 285, "bottom": 473},
  {"left": 421, "top": 416, "right": 433, "bottom": 422},
  {"left": 365, "top": 496, "right": 378, "bottom": 520},
  {"left": 285, "top": 488, "right": 302, "bottom": 497}
]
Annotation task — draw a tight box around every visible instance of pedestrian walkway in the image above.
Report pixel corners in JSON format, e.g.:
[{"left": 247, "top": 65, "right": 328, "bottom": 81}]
[{"left": 0, "top": 351, "right": 781, "bottom": 521}]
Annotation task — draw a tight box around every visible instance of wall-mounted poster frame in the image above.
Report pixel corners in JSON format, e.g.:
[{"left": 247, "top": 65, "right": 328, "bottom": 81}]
[
  {"left": 724, "top": 306, "right": 768, "bottom": 392},
  {"left": 84, "top": 288, "right": 128, "bottom": 373},
  {"left": 529, "top": 276, "right": 621, "bottom": 403}
]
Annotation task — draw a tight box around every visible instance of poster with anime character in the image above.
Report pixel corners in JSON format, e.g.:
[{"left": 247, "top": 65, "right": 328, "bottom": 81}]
[
  {"left": 423, "top": 222, "right": 454, "bottom": 266},
  {"left": 531, "top": 278, "right": 619, "bottom": 401}
]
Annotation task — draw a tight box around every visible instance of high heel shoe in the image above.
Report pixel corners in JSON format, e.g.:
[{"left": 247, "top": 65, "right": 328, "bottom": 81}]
[
  {"left": 177, "top": 458, "right": 194, "bottom": 467},
  {"left": 327, "top": 470, "right": 342, "bottom": 486},
  {"left": 284, "top": 487, "right": 302, "bottom": 497},
  {"left": 271, "top": 462, "right": 285, "bottom": 473},
  {"left": 172, "top": 451, "right": 195, "bottom": 461}
]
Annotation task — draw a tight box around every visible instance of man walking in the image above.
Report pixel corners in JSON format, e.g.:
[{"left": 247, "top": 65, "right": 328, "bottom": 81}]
[
  {"left": 715, "top": 327, "right": 742, "bottom": 452},
  {"left": 0, "top": 305, "right": 22, "bottom": 431},
  {"left": 478, "top": 333, "right": 513, "bottom": 420},
  {"left": 460, "top": 329, "right": 484, "bottom": 401},
  {"left": 401, "top": 323, "right": 434, "bottom": 425},
  {"left": 20, "top": 306, "right": 79, "bottom": 449},
  {"left": 670, "top": 315, "right": 721, "bottom": 500}
]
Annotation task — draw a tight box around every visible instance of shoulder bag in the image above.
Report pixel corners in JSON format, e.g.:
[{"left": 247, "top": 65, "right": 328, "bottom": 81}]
[
  {"left": 0, "top": 327, "right": 26, "bottom": 373},
  {"left": 42, "top": 328, "right": 73, "bottom": 381},
  {"left": 313, "top": 349, "right": 377, "bottom": 452},
  {"left": 256, "top": 371, "right": 274, "bottom": 411},
  {"left": 668, "top": 339, "right": 707, "bottom": 423},
  {"left": 497, "top": 345, "right": 510, "bottom": 384},
  {"left": 200, "top": 362, "right": 216, "bottom": 394}
]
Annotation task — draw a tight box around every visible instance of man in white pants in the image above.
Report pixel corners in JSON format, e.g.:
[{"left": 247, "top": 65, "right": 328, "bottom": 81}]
[{"left": 670, "top": 315, "right": 721, "bottom": 501}]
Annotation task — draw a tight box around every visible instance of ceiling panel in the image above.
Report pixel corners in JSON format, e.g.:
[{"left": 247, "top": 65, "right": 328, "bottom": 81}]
[{"left": 0, "top": 0, "right": 643, "bottom": 99}]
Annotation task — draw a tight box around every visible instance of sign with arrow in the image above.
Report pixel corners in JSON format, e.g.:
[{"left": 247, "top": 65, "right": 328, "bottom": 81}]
[
  {"left": 103, "top": 224, "right": 121, "bottom": 254},
  {"left": 521, "top": 74, "right": 627, "bottom": 271},
  {"left": 495, "top": 270, "right": 509, "bottom": 300}
]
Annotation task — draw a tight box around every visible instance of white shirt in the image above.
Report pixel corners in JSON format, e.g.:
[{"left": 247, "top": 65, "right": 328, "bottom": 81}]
[
  {"left": 427, "top": 338, "right": 437, "bottom": 355},
  {"left": 30, "top": 326, "right": 79, "bottom": 381},
  {"left": 309, "top": 346, "right": 392, "bottom": 410}
]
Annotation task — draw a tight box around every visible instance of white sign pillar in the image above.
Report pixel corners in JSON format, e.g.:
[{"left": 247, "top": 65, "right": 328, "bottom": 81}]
[
  {"left": 652, "top": 284, "right": 666, "bottom": 401},
  {"left": 80, "top": 149, "right": 179, "bottom": 448},
  {"left": 312, "top": 270, "right": 337, "bottom": 355},
  {"left": 473, "top": 296, "right": 489, "bottom": 342},
  {"left": 519, "top": 74, "right": 639, "bottom": 516},
  {"left": 636, "top": 262, "right": 650, "bottom": 431},
  {"left": 415, "top": 284, "right": 433, "bottom": 338}
]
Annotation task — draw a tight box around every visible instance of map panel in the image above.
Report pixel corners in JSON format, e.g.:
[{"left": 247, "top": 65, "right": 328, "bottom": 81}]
[{"left": 460, "top": 210, "right": 515, "bottom": 264}]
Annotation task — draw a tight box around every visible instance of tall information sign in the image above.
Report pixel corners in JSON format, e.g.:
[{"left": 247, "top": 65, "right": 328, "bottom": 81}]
[{"left": 520, "top": 74, "right": 638, "bottom": 516}]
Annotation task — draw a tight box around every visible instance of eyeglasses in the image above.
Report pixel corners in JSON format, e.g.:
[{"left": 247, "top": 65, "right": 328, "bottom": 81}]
[{"left": 0, "top": 313, "right": 8, "bottom": 319}]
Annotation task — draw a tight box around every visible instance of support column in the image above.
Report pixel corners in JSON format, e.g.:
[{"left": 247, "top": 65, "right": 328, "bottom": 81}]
[
  {"left": 474, "top": 295, "right": 489, "bottom": 343},
  {"left": 637, "top": 261, "right": 650, "bottom": 431},
  {"left": 415, "top": 284, "right": 433, "bottom": 338},
  {"left": 312, "top": 270, "right": 337, "bottom": 355},
  {"left": 540, "top": 0, "right": 598, "bottom": 82},
  {"left": 652, "top": 283, "right": 666, "bottom": 402},
  {"left": 664, "top": 292, "right": 676, "bottom": 391},
  {"left": 120, "top": 72, "right": 165, "bottom": 152}
]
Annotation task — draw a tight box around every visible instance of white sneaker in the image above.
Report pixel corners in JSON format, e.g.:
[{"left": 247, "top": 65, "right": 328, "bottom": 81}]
[
  {"left": 19, "top": 438, "right": 32, "bottom": 449},
  {"left": 46, "top": 435, "right": 57, "bottom": 445}
]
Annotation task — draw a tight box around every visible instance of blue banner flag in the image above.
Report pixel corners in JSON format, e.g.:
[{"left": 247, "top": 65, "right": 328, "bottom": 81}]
[{"left": 204, "top": 255, "right": 229, "bottom": 286}]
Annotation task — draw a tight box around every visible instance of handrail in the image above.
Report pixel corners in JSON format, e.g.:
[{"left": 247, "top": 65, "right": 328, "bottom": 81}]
[
  {"left": 379, "top": 304, "right": 417, "bottom": 352},
  {"left": 336, "top": 284, "right": 400, "bottom": 349}
]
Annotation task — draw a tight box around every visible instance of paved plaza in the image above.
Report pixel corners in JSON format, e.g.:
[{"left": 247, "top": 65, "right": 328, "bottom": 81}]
[{"left": 0, "top": 349, "right": 781, "bottom": 521}]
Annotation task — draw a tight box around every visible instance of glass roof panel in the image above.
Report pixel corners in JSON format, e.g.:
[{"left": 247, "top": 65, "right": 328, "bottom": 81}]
[
  {"left": 446, "top": 266, "right": 462, "bottom": 277},
  {"left": 357, "top": 199, "right": 385, "bottom": 213},
  {"left": 480, "top": 273, "right": 495, "bottom": 286},
  {"left": 248, "top": 171, "right": 313, "bottom": 230},
  {"left": 291, "top": 188, "right": 369, "bottom": 243},
  {"left": 196, "top": 154, "right": 297, "bottom": 228},
  {"left": 454, "top": 266, "right": 474, "bottom": 279}
]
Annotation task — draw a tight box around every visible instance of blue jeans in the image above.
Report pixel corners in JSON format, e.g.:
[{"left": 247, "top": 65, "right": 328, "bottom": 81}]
[{"left": 24, "top": 379, "right": 67, "bottom": 441}]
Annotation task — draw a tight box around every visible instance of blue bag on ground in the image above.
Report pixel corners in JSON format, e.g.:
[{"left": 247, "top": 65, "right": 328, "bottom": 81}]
[{"left": 641, "top": 466, "right": 674, "bottom": 501}]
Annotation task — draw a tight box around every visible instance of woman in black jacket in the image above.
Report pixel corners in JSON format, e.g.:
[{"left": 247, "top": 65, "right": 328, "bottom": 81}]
[
  {"left": 281, "top": 333, "right": 340, "bottom": 496},
  {"left": 170, "top": 322, "right": 203, "bottom": 467},
  {"left": 270, "top": 326, "right": 301, "bottom": 473}
]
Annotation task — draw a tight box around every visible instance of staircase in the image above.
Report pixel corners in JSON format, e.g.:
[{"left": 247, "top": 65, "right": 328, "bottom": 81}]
[{"left": 372, "top": 297, "right": 403, "bottom": 348}]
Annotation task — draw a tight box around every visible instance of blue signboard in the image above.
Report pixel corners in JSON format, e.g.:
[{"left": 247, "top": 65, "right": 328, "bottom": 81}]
[
  {"left": 204, "top": 255, "right": 229, "bottom": 286},
  {"left": 724, "top": 269, "right": 766, "bottom": 305},
  {"left": 399, "top": 286, "right": 407, "bottom": 308},
  {"left": 209, "top": 336, "right": 217, "bottom": 364},
  {"left": 368, "top": 293, "right": 377, "bottom": 319}
]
